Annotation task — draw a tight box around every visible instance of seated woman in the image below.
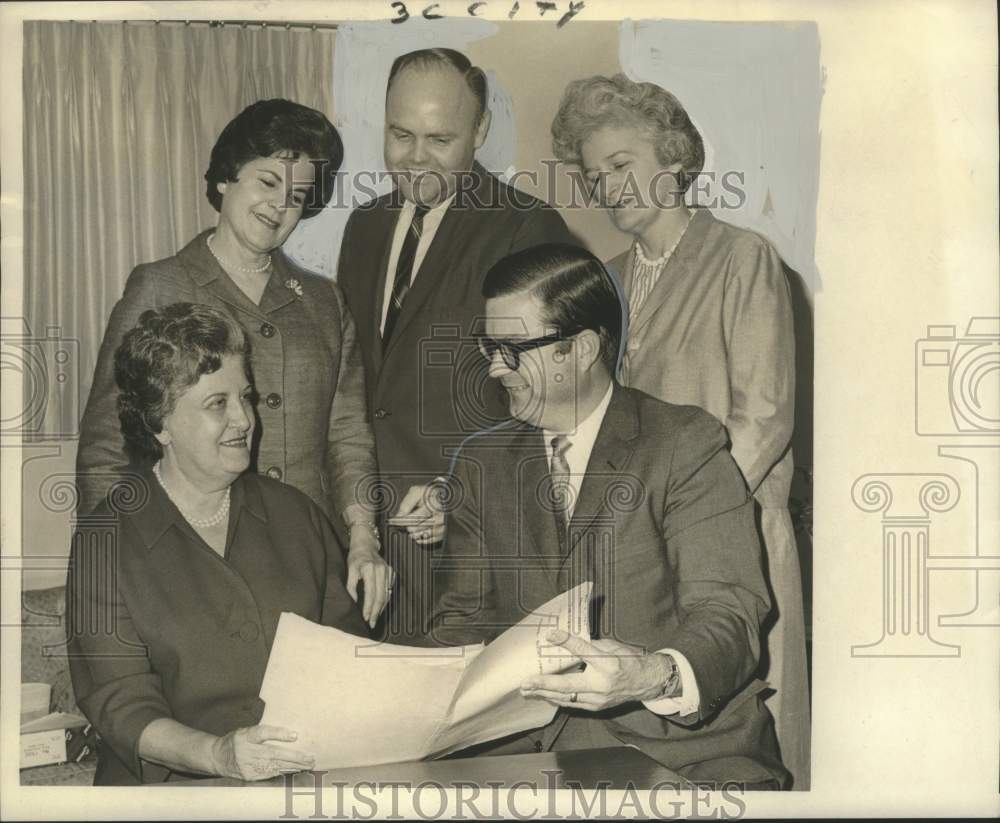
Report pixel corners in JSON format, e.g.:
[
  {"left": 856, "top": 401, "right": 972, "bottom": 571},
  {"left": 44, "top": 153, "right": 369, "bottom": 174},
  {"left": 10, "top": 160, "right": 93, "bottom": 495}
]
[{"left": 67, "top": 303, "right": 375, "bottom": 785}]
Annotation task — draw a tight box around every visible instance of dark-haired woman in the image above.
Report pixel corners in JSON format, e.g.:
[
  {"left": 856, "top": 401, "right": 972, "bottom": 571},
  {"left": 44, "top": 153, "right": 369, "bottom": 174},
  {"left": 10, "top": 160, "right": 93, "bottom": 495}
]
[
  {"left": 69, "top": 303, "right": 369, "bottom": 785},
  {"left": 76, "top": 99, "right": 390, "bottom": 626}
]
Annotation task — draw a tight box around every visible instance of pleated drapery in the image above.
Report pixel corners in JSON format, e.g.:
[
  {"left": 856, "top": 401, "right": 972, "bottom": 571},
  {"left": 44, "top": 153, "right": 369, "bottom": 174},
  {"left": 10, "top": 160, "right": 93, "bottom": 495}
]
[{"left": 23, "top": 21, "right": 336, "bottom": 436}]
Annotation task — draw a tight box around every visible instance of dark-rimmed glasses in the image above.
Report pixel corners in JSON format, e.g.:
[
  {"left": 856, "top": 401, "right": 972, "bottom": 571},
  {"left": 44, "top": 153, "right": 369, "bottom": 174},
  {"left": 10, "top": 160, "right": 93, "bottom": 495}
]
[{"left": 475, "top": 328, "right": 584, "bottom": 371}]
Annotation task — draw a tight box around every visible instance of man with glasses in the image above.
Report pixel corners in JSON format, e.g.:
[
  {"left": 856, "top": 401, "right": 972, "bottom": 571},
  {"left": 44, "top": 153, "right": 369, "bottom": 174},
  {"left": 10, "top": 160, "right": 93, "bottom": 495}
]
[{"left": 429, "top": 243, "right": 788, "bottom": 789}]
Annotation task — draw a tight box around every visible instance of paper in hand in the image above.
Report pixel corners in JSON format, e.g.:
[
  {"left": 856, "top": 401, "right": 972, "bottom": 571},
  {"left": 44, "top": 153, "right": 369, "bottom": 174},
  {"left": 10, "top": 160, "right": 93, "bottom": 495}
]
[{"left": 259, "top": 582, "right": 592, "bottom": 768}]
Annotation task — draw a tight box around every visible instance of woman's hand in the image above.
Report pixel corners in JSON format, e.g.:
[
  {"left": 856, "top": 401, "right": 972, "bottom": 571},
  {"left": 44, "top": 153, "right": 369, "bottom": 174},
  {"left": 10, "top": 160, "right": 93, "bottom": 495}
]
[
  {"left": 211, "top": 724, "right": 315, "bottom": 781},
  {"left": 346, "top": 525, "right": 394, "bottom": 628},
  {"left": 391, "top": 481, "right": 446, "bottom": 545}
]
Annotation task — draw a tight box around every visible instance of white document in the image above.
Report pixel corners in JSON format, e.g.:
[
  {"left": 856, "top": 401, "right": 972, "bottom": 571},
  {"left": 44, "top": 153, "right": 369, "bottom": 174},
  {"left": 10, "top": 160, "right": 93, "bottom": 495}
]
[{"left": 259, "top": 582, "right": 592, "bottom": 768}]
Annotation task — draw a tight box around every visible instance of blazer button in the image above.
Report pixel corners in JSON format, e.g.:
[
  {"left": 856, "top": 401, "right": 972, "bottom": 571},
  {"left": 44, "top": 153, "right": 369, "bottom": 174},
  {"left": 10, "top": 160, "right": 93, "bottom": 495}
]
[
  {"left": 260, "top": 323, "right": 276, "bottom": 338},
  {"left": 533, "top": 740, "right": 543, "bottom": 753},
  {"left": 239, "top": 622, "right": 260, "bottom": 642},
  {"left": 374, "top": 408, "right": 389, "bottom": 419},
  {"left": 265, "top": 392, "right": 282, "bottom": 409},
  {"left": 265, "top": 466, "right": 283, "bottom": 480}
]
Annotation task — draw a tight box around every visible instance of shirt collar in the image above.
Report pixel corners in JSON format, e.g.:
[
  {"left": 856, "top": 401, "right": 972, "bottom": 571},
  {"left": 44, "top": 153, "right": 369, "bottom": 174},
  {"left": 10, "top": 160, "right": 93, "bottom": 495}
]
[
  {"left": 402, "top": 192, "right": 456, "bottom": 221},
  {"left": 178, "top": 229, "right": 297, "bottom": 289},
  {"left": 543, "top": 381, "right": 615, "bottom": 454},
  {"left": 124, "top": 467, "right": 268, "bottom": 550}
]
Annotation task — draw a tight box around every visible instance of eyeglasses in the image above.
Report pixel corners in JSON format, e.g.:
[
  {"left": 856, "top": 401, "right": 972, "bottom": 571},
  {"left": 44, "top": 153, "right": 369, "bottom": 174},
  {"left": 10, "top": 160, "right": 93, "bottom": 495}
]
[{"left": 475, "top": 328, "right": 583, "bottom": 372}]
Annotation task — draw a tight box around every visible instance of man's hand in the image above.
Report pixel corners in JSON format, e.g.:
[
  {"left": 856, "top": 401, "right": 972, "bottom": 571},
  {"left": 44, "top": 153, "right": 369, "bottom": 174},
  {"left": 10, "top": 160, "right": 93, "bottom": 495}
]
[
  {"left": 390, "top": 482, "right": 446, "bottom": 544},
  {"left": 346, "top": 526, "right": 394, "bottom": 628},
  {"left": 519, "top": 629, "right": 678, "bottom": 711}
]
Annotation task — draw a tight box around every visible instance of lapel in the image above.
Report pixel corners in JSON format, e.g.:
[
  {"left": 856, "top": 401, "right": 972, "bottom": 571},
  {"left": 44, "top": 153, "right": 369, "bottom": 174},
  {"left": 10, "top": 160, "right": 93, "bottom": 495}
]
[
  {"left": 381, "top": 164, "right": 495, "bottom": 361},
  {"left": 609, "top": 249, "right": 635, "bottom": 302},
  {"left": 368, "top": 191, "right": 406, "bottom": 371},
  {"left": 558, "top": 385, "right": 640, "bottom": 575},
  {"left": 626, "top": 208, "right": 712, "bottom": 338},
  {"left": 258, "top": 252, "right": 301, "bottom": 315},
  {"left": 179, "top": 231, "right": 289, "bottom": 321},
  {"left": 514, "top": 426, "right": 566, "bottom": 590}
]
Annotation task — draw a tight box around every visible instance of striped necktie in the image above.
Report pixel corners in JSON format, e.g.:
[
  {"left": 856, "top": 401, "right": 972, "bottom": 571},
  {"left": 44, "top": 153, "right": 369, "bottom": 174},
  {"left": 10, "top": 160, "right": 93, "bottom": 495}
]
[
  {"left": 550, "top": 435, "right": 572, "bottom": 552},
  {"left": 383, "top": 205, "right": 429, "bottom": 347}
]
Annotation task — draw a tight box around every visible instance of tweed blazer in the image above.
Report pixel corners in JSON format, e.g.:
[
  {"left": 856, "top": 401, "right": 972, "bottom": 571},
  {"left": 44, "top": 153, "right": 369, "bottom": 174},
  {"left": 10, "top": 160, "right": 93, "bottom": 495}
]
[
  {"left": 430, "top": 385, "right": 787, "bottom": 785},
  {"left": 76, "top": 230, "right": 376, "bottom": 530}
]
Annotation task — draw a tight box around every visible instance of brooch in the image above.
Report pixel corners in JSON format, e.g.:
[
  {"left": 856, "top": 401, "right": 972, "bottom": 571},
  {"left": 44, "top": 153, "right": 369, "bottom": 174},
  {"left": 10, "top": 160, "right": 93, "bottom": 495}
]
[{"left": 284, "top": 278, "right": 304, "bottom": 298}]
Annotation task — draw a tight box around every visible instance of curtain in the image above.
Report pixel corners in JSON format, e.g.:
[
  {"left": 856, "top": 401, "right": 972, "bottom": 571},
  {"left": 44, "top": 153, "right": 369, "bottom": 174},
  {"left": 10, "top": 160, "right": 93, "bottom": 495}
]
[{"left": 23, "top": 21, "right": 336, "bottom": 437}]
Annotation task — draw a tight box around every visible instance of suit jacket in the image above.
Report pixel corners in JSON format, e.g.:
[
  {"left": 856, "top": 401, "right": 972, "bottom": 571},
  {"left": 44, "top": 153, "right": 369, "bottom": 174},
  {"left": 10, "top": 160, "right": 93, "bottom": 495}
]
[
  {"left": 67, "top": 469, "right": 368, "bottom": 785},
  {"left": 76, "top": 230, "right": 376, "bottom": 535},
  {"left": 609, "top": 208, "right": 795, "bottom": 508},
  {"left": 610, "top": 209, "right": 810, "bottom": 786},
  {"left": 430, "top": 384, "right": 787, "bottom": 785},
  {"left": 337, "top": 164, "right": 575, "bottom": 639}
]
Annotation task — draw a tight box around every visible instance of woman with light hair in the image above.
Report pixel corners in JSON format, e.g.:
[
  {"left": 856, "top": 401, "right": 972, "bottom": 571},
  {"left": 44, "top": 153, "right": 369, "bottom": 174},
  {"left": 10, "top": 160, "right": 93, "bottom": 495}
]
[{"left": 552, "top": 73, "right": 809, "bottom": 788}]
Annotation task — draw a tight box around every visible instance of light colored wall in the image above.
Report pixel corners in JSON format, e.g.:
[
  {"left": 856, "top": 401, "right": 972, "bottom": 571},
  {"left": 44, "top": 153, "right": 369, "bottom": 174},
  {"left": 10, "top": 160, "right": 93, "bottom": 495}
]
[
  {"left": 465, "top": 21, "right": 630, "bottom": 262},
  {"left": 21, "top": 19, "right": 820, "bottom": 589},
  {"left": 21, "top": 442, "right": 77, "bottom": 591},
  {"left": 286, "top": 19, "right": 630, "bottom": 276}
]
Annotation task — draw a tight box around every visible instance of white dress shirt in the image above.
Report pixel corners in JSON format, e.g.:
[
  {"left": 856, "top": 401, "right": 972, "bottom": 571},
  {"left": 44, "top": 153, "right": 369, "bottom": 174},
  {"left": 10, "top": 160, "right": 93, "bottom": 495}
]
[
  {"left": 544, "top": 381, "right": 701, "bottom": 717},
  {"left": 379, "top": 194, "right": 455, "bottom": 334}
]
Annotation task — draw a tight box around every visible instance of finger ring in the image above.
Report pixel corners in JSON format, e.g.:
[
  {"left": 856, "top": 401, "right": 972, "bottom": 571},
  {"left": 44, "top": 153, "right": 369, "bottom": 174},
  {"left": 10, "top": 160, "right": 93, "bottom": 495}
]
[{"left": 569, "top": 692, "right": 578, "bottom": 703}]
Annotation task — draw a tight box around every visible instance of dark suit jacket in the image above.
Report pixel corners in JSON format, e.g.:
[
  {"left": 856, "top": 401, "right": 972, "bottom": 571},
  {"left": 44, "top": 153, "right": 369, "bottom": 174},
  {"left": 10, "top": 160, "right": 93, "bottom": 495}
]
[
  {"left": 337, "top": 164, "right": 574, "bottom": 639},
  {"left": 75, "top": 231, "right": 376, "bottom": 535},
  {"left": 430, "top": 385, "right": 788, "bottom": 785}
]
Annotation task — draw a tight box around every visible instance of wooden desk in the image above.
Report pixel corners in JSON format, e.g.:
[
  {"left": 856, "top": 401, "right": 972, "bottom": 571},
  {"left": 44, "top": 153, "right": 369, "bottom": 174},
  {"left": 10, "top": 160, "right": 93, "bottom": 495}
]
[{"left": 168, "top": 746, "right": 689, "bottom": 789}]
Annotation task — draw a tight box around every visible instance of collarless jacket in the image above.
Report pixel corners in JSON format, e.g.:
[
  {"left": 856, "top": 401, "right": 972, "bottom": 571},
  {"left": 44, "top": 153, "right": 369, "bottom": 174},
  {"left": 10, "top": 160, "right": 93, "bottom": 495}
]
[{"left": 66, "top": 468, "right": 368, "bottom": 785}]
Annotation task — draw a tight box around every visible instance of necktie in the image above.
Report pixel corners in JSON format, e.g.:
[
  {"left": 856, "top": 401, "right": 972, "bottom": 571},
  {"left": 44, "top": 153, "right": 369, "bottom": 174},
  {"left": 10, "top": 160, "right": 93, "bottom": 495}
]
[
  {"left": 550, "top": 435, "right": 572, "bottom": 552},
  {"left": 382, "top": 205, "right": 429, "bottom": 347}
]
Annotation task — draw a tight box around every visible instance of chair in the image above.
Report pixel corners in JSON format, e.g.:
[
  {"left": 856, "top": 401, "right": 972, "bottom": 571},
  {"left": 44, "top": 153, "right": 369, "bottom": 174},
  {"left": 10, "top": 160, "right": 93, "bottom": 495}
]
[{"left": 20, "top": 585, "right": 98, "bottom": 786}]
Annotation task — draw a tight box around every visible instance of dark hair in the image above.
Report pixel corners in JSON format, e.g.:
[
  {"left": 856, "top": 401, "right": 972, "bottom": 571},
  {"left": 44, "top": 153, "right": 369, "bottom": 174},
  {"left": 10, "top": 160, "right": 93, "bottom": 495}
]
[
  {"left": 551, "top": 74, "right": 704, "bottom": 192},
  {"left": 114, "top": 303, "right": 252, "bottom": 463},
  {"left": 204, "top": 98, "right": 343, "bottom": 218},
  {"left": 386, "top": 48, "right": 488, "bottom": 123},
  {"left": 483, "top": 244, "right": 624, "bottom": 373}
]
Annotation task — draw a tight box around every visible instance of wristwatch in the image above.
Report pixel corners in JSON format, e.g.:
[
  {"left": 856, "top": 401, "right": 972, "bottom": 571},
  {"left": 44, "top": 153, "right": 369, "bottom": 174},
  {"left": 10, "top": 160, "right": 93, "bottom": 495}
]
[{"left": 655, "top": 652, "right": 682, "bottom": 699}]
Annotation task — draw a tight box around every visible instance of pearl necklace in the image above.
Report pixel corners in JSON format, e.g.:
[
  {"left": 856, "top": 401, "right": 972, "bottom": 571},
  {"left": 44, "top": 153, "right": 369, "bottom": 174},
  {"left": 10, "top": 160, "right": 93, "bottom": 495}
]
[
  {"left": 153, "top": 462, "right": 231, "bottom": 528},
  {"left": 207, "top": 233, "right": 271, "bottom": 274},
  {"left": 634, "top": 212, "right": 694, "bottom": 267}
]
